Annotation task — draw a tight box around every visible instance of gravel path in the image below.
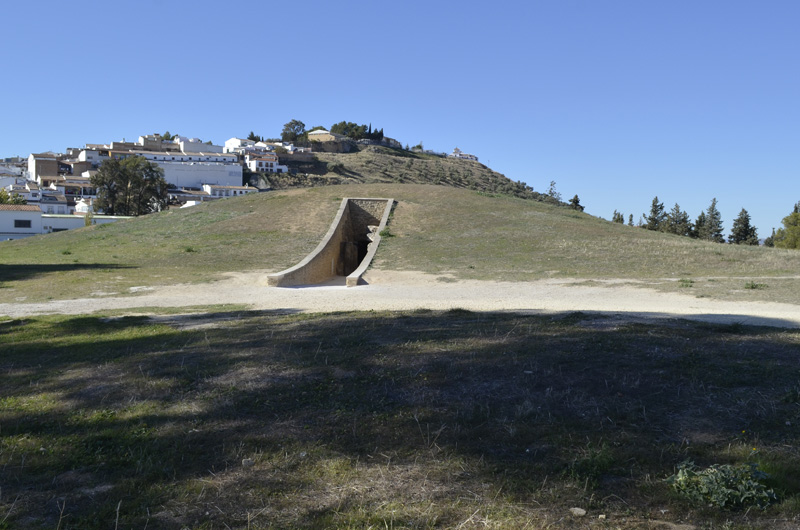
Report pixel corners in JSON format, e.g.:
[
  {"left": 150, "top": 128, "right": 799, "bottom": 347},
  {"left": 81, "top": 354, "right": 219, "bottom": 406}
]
[{"left": 2, "top": 270, "right": 800, "bottom": 328}]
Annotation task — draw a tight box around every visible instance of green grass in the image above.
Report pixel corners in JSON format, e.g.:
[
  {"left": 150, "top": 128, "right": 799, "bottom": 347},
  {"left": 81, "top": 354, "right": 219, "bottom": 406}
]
[
  {"left": 2, "top": 310, "right": 800, "bottom": 528},
  {"left": 1, "top": 184, "right": 800, "bottom": 304}
]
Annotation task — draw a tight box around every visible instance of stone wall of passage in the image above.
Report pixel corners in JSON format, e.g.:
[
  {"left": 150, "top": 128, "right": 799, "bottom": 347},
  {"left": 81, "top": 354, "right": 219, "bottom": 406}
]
[{"left": 267, "top": 198, "right": 394, "bottom": 287}]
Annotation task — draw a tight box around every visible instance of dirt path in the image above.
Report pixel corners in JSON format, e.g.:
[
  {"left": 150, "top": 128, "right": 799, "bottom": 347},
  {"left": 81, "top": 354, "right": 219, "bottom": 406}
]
[{"left": 2, "top": 270, "right": 800, "bottom": 328}]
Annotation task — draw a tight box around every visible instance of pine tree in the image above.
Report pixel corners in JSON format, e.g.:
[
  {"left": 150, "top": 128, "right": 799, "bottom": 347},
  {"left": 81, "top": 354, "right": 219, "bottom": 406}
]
[
  {"left": 665, "top": 203, "right": 692, "bottom": 236},
  {"left": 646, "top": 196, "right": 666, "bottom": 231},
  {"left": 569, "top": 195, "right": 584, "bottom": 211},
  {"left": 628, "top": 214, "right": 634, "bottom": 226},
  {"left": 692, "top": 211, "right": 706, "bottom": 239},
  {"left": 612, "top": 210, "right": 625, "bottom": 224},
  {"left": 728, "top": 208, "right": 759, "bottom": 245},
  {"left": 703, "top": 198, "right": 725, "bottom": 243}
]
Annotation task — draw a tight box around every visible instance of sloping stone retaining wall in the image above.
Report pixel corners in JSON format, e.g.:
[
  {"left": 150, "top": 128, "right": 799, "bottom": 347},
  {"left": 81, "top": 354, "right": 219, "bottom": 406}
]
[{"left": 267, "top": 198, "right": 394, "bottom": 287}]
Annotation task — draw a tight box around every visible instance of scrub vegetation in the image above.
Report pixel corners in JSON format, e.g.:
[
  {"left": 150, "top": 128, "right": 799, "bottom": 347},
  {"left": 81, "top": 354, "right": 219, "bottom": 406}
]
[{"left": 2, "top": 309, "right": 800, "bottom": 529}]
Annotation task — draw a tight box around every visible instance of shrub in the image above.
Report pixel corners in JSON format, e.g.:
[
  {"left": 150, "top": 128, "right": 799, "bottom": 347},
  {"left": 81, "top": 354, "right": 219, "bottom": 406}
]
[{"left": 667, "top": 461, "right": 776, "bottom": 509}]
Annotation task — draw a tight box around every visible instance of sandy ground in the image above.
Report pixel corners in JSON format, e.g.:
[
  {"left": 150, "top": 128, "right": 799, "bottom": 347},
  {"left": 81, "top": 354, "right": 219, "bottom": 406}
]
[{"left": 2, "top": 270, "right": 800, "bottom": 329}]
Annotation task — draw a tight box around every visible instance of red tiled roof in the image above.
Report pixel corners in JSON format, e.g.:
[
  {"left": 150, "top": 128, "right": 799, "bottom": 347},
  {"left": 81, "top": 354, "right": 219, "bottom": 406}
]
[{"left": 0, "top": 204, "right": 41, "bottom": 212}]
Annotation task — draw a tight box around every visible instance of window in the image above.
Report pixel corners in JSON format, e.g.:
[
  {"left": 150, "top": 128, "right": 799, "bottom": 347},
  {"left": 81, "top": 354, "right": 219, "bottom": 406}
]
[{"left": 14, "top": 219, "right": 32, "bottom": 228}]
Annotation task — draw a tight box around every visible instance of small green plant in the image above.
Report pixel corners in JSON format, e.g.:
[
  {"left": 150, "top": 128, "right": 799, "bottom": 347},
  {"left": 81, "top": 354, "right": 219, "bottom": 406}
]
[
  {"left": 61, "top": 250, "right": 72, "bottom": 255},
  {"left": 184, "top": 246, "right": 197, "bottom": 253},
  {"left": 667, "top": 461, "right": 776, "bottom": 509},
  {"left": 744, "top": 281, "right": 766, "bottom": 290},
  {"left": 679, "top": 278, "right": 694, "bottom": 288},
  {"left": 379, "top": 228, "right": 394, "bottom": 238}
]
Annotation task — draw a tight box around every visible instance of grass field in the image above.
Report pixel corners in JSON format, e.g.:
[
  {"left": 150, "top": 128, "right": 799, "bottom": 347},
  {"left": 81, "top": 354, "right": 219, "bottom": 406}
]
[
  {"left": 1, "top": 184, "right": 799, "bottom": 305},
  {"left": 2, "top": 309, "right": 800, "bottom": 529},
  {"left": 3, "top": 184, "right": 800, "bottom": 528}
]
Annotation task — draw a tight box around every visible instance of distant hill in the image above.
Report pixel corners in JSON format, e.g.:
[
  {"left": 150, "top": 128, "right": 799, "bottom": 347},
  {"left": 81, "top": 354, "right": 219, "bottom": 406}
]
[{"left": 255, "top": 145, "right": 557, "bottom": 203}]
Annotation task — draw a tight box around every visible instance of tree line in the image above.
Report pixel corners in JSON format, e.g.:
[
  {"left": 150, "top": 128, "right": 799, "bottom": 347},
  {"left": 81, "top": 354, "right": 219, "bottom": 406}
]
[
  {"left": 246, "top": 119, "right": 388, "bottom": 146},
  {"left": 612, "top": 197, "right": 800, "bottom": 248}
]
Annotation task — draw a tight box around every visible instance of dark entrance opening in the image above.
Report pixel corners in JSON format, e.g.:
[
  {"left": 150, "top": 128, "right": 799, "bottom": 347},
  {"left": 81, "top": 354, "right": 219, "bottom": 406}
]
[{"left": 336, "top": 202, "right": 381, "bottom": 277}]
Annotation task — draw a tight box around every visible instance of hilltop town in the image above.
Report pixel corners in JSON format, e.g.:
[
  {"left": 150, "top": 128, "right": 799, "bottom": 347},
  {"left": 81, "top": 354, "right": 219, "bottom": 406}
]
[{"left": 0, "top": 130, "right": 483, "bottom": 240}]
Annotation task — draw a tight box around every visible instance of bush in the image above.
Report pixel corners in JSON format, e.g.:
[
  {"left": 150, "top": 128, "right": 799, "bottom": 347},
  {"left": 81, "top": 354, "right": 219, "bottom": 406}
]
[{"left": 667, "top": 461, "right": 776, "bottom": 509}]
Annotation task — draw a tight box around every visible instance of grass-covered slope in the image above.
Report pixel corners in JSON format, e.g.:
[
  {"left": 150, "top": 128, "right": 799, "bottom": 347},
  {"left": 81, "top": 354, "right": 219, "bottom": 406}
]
[{"left": 1, "top": 183, "right": 799, "bottom": 303}]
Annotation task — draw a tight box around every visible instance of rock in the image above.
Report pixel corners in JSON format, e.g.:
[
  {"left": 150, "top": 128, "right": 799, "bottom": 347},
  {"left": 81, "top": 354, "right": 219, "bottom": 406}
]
[
  {"left": 569, "top": 507, "right": 587, "bottom": 517},
  {"left": 242, "top": 458, "right": 254, "bottom": 468}
]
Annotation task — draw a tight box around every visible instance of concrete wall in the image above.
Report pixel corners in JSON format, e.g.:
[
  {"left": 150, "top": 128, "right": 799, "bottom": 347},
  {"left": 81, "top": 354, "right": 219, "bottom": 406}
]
[
  {"left": 42, "top": 214, "right": 130, "bottom": 233},
  {"left": 267, "top": 198, "right": 394, "bottom": 287}
]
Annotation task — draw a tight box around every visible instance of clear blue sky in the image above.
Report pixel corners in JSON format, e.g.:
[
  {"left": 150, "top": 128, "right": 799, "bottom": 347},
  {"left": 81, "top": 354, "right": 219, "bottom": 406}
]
[{"left": 3, "top": 1, "right": 798, "bottom": 237}]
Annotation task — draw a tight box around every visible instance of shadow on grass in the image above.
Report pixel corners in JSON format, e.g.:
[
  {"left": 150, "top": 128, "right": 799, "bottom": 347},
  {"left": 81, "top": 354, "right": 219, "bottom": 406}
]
[
  {"left": 0, "top": 263, "right": 135, "bottom": 283},
  {"left": 2, "top": 310, "right": 800, "bottom": 528}
]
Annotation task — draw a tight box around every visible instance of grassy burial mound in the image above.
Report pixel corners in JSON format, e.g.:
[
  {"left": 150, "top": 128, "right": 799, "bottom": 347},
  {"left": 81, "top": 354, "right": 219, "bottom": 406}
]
[
  {"left": 2, "top": 309, "right": 800, "bottom": 529},
  {"left": 1, "top": 183, "right": 799, "bottom": 304}
]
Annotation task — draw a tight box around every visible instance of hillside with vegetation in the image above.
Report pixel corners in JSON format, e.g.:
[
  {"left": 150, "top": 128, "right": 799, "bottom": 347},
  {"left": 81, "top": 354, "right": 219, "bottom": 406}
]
[{"left": 255, "top": 144, "right": 554, "bottom": 202}]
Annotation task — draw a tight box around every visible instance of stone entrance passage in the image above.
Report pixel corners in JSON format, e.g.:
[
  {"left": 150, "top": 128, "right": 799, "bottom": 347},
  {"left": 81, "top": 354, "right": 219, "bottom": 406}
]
[{"left": 267, "top": 198, "right": 394, "bottom": 287}]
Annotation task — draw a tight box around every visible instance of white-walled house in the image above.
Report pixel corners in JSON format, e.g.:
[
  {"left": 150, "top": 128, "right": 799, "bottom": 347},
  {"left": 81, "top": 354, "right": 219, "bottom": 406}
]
[
  {"left": 0, "top": 205, "right": 44, "bottom": 240},
  {"left": 244, "top": 153, "right": 287, "bottom": 173},
  {"left": 48, "top": 176, "right": 96, "bottom": 202},
  {"left": 202, "top": 184, "right": 258, "bottom": 198},
  {"left": 5, "top": 181, "right": 40, "bottom": 203},
  {"left": 0, "top": 204, "right": 131, "bottom": 241},
  {"left": 177, "top": 137, "right": 224, "bottom": 154},
  {"left": 447, "top": 148, "right": 479, "bottom": 162},
  {"left": 27, "top": 152, "right": 61, "bottom": 185},
  {"left": 224, "top": 137, "right": 255, "bottom": 154},
  {"left": 39, "top": 193, "right": 69, "bottom": 214}
]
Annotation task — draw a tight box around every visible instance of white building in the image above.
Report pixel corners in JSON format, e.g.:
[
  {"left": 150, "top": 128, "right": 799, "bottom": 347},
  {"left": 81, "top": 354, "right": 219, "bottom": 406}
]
[
  {"left": 202, "top": 184, "right": 259, "bottom": 198},
  {"left": 27, "top": 152, "right": 61, "bottom": 185},
  {"left": 42, "top": 213, "right": 128, "bottom": 233},
  {"left": 447, "top": 147, "right": 479, "bottom": 162},
  {"left": 0, "top": 205, "right": 44, "bottom": 240},
  {"left": 244, "top": 153, "right": 287, "bottom": 173},
  {"left": 224, "top": 137, "right": 256, "bottom": 153},
  {"left": 5, "top": 181, "right": 40, "bottom": 203},
  {"left": 127, "top": 150, "right": 242, "bottom": 189},
  {"left": 177, "top": 136, "right": 224, "bottom": 154},
  {"left": 0, "top": 204, "right": 130, "bottom": 241}
]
